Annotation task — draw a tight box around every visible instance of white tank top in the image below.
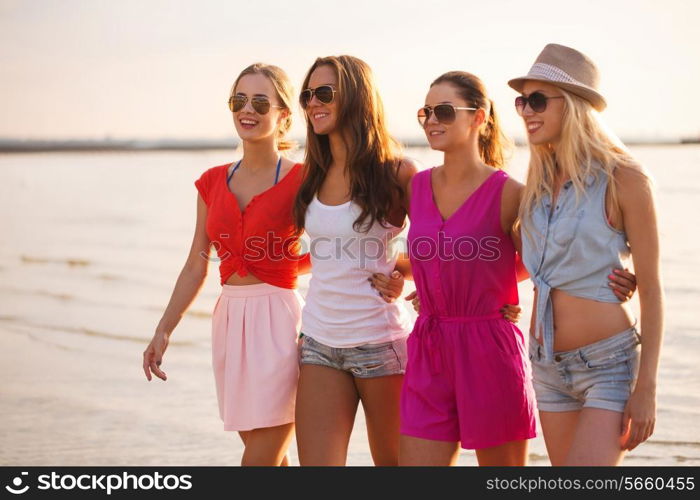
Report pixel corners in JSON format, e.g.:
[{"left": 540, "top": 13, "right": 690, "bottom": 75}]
[{"left": 301, "top": 194, "right": 413, "bottom": 347}]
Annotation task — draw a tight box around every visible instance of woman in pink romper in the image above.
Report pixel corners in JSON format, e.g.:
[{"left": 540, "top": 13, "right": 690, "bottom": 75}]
[
  {"left": 399, "top": 71, "right": 537, "bottom": 465},
  {"left": 398, "top": 72, "right": 637, "bottom": 466}
]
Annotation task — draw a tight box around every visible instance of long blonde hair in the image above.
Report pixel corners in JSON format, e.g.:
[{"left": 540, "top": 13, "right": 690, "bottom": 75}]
[
  {"left": 519, "top": 90, "right": 638, "bottom": 235},
  {"left": 230, "top": 63, "right": 296, "bottom": 151}
]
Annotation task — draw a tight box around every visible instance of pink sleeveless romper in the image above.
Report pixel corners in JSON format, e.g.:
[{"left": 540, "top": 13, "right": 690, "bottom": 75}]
[{"left": 401, "top": 168, "right": 537, "bottom": 449}]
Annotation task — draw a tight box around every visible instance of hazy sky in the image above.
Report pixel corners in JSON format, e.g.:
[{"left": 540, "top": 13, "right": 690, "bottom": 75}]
[{"left": 1, "top": 0, "right": 698, "bottom": 142}]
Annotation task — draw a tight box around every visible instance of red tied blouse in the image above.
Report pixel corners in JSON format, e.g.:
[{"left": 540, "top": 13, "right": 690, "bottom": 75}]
[{"left": 194, "top": 162, "right": 309, "bottom": 288}]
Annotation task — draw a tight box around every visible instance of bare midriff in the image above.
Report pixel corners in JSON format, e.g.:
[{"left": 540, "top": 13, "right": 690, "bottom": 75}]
[
  {"left": 529, "top": 287, "right": 635, "bottom": 351},
  {"left": 225, "top": 271, "right": 265, "bottom": 286}
]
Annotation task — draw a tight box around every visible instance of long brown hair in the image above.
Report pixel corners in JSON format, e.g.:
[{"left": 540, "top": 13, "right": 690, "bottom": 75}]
[
  {"left": 293, "top": 55, "right": 403, "bottom": 233},
  {"left": 230, "top": 63, "right": 296, "bottom": 151},
  {"left": 431, "top": 71, "right": 511, "bottom": 168}
]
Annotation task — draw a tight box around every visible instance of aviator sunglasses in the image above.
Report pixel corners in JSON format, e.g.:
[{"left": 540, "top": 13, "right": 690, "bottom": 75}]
[
  {"left": 417, "top": 104, "right": 477, "bottom": 126},
  {"left": 299, "top": 85, "right": 337, "bottom": 109},
  {"left": 228, "top": 94, "right": 283, "bottom": 114},
  {"left": 514, "top": 91, "right": 564, "bottom": 115}
]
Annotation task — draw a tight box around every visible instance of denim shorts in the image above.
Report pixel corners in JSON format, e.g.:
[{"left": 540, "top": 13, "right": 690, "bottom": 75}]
[
  {"left": 529, "top": 326, "right": 641, "bottom": 413},
  {"left": 299, "top": 334, "right": 407, "bottom": 378}
]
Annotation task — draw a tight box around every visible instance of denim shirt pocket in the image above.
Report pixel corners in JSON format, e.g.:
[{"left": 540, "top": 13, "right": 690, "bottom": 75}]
[{"left": 551, "top": 209, "right": 585, "bottom": 247}]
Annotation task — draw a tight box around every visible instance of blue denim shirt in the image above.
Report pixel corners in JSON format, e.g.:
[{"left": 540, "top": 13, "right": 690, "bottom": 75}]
[{"left": 521, "top": 171, "right": 631, "bottom": 361}]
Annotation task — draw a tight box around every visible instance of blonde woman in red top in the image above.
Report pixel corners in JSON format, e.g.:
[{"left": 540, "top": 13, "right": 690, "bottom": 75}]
[{"left": 142, "top": 63, "right": 311, "bottom": 466}]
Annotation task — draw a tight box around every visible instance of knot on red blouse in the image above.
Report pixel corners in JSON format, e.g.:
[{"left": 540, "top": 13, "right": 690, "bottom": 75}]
[{"left": 228, "top": 254, "right": 248, "bottom": 277}]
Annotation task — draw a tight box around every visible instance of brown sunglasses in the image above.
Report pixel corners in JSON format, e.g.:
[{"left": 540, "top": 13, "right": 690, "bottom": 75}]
[{"left": 228, "top": 94, "right": 283, "bottom": 114}]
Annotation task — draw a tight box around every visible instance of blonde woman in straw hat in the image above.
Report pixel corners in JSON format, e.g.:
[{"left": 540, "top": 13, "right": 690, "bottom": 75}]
[{"left": 509, "top": 44, "right": 663, "bottom": 465}]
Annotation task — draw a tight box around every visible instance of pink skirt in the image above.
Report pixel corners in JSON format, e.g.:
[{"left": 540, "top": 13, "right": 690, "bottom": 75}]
[{"left": 211, "top": 282, "right": 304, "bottom": 431}]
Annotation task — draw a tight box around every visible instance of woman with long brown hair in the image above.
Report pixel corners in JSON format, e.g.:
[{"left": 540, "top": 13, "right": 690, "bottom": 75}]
[{"left": 292, "top": 55, "right": 416, "bottom": 465}]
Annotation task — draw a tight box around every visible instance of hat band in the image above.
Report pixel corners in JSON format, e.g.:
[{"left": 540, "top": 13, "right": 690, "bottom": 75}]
[{"left": 527, "top": 63, "right": 581, "bottom": 86}]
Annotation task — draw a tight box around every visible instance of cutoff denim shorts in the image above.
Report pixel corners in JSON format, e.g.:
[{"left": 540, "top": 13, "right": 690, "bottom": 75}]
[
  {"left": 529, "top": 326, "right": 641, "bottom": 413},
  {"left": 299, "top": 334, "right": 407, "bottom": 378}
]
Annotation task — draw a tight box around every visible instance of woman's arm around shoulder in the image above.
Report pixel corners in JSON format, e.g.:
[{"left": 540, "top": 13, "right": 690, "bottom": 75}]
[
  {"left": 397, "top": 157, "right": 420, "bottom": 214},
  {"left": 500, "top": 175, "right": 524, "bottom": 240},
  {"left": 501, "top": 176, "right": 529, "bottom": 282}
]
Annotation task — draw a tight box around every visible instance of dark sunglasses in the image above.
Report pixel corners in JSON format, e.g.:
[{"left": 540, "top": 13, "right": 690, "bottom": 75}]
[
  {"left": 417, "top": 104, "right": 477, "bottom": 126},
  {"left": 228, "top": 94, "right": 283, "bottom": 114},
  {"left": 514, "top": 92, "right": 564, "bottom": 115},
  {"left": 299, "top": 85, "right": 336, "bottom": 108}
]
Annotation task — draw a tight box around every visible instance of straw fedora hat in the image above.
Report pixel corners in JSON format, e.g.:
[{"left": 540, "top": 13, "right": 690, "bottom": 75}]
[{"left": 508, "top": 43, "right": 607, "bottom": 111}]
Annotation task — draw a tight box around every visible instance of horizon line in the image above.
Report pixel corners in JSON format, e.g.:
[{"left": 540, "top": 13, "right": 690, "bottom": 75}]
[{"left": 0, "top": 136, "right": 698, "bottom": 153}]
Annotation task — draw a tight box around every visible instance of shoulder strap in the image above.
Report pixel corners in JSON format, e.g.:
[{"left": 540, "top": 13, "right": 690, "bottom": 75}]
[
  {"left": 226, "top": 160, "right": 242, "bottom": 185},
  {"left": 408, "top": 168, "right": 432, "bottom": 218},
  {"left": 273, "top": 157, "right": 282, "bottom": 185},
  {"left": 473, "top": 170, "right": 509, "bottom": 228}
]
